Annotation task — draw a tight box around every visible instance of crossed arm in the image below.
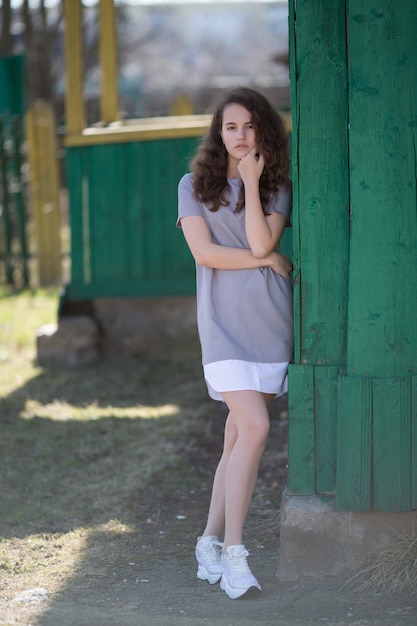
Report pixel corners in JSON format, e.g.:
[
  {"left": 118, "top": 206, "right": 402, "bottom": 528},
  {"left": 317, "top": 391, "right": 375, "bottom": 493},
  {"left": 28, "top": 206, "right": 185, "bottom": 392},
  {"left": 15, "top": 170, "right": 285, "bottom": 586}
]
[{"left": 179, "top": 213, "right": 292, "bottom": 279}]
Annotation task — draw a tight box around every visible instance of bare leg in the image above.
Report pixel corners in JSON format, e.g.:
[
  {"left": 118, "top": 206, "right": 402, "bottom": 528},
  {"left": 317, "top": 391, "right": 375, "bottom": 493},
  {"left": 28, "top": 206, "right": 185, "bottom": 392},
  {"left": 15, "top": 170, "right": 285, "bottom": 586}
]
[
  {"left": 201, "top": 390, "right": 274, "bottom": 549},
  {"left": 222, "top": 390, "right": 273, "bottom": 549},
  {"left": 201, "top": 412, "right": 238, "bottom": 538}
]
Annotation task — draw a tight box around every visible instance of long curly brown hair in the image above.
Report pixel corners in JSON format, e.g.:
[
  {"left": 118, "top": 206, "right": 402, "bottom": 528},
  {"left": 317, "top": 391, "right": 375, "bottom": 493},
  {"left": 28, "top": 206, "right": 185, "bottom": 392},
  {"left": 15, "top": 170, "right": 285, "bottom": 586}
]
[{"left": 190, "top": 87, "right": 290, "bottom": 213}]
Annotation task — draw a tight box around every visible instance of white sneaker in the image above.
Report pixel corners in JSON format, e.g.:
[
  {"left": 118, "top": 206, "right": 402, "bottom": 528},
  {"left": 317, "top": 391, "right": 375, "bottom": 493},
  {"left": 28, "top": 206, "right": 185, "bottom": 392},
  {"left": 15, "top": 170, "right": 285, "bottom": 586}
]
[
  {"left": 220, "top": 544, "right": 261, "bottom": 599},
  {"left": 195, "top": 535, "right": 223, "bottom": 584}
]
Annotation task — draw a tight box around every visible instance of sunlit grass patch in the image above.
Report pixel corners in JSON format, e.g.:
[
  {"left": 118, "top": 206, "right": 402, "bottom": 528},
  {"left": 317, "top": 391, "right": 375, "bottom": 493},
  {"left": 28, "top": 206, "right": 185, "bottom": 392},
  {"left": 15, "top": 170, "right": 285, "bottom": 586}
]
[
  {"left": 0, "top": 529, "right": 90, "bottom": 600},
  {"left": 0, "top": 288, "right": 59, "bottom": 398},
  {"left": 0, "top": 287, "right": 59, "bottom": 353},
  {"left": 20, "top": 399, "right": 180, "bottom": 421}
]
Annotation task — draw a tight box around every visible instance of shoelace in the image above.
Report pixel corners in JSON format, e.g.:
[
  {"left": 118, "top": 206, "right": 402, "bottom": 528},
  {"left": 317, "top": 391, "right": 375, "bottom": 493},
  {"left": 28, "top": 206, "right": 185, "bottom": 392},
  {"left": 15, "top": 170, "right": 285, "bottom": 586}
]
[
  {"left": 226, "top": 549, "right": 252, "bottom": 576},
  {"left": 199, "top": 539, "right": 223, "bottom": 563}
]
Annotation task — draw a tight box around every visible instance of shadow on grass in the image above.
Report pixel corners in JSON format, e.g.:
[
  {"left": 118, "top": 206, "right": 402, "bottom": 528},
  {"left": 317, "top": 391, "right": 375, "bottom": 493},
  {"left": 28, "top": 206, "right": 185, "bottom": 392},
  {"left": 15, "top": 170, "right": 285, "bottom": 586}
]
[
  {"left": 0, "top": 354, "right": 289, "bottom": 625},
  {"left": 0, "top": 354, "right": 222, "bottom": 623},
  {"left": 0, "top": 353, "right": 216, "bottom": 532}
]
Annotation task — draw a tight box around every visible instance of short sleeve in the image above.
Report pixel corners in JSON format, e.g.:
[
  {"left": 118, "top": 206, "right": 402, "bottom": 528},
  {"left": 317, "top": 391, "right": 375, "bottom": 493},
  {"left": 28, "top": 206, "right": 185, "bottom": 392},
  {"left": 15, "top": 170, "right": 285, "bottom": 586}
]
[
  {"left": 269, "top": 183, "right": 292, "bottom": 225},
  {"left": 177, "top": 173, "right": 203, "bottom": 228}
]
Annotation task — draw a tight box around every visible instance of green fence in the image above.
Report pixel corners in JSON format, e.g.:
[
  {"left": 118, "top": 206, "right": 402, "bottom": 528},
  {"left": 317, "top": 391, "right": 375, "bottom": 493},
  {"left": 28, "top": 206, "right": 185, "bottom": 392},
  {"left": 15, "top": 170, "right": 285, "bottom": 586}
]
[
  {"left": 0, "top": 54, "right": 26, "bottom": 117},
  {"left": 0, "top": 54, "right": 29, "bottom": 288},
  {"left": 0, "top": 114, "right": 29, "bottom": 287},
  {"left": 65, "top": 136, "right": 199, "bottom": 299}
]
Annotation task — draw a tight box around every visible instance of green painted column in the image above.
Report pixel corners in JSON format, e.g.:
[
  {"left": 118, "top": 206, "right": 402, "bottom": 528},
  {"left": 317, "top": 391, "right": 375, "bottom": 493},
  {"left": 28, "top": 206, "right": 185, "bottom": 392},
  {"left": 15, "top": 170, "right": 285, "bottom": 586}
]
[
  {"left": 288, "top": 0, "right": 349, "bottom": 496},
  {"left": 288, "top": 0, "right": 417, "bottom": 511},
  {"left": 346, "top": 1, "right": 417, "bottom": 378},
  {"left": 336, "top": 0, "right": 417, "bottom": 511}
]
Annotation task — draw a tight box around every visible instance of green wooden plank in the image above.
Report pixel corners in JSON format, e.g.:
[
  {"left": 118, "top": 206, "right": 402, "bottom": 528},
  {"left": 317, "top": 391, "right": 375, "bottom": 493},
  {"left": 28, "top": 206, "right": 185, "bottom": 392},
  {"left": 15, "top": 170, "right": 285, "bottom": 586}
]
[
  {"left": 143, "top": 139, "right": 166, "bottom": 279},
  {"left": 0, "top": 54, "right": 26, "bottom": 115},
  {"left": 0, "top": 119, "right": 14, "bottom": 284},
  {"left": 124, "top": 141, "right": 147, "bottom": 280},
  {"left": 160, "top": 139, "right": 184, "bottom": 275},
  {"left": 170, "top": 138, "right": 199, "bottom": 280},
  {"left": 295, "top": 0, "right": 349, "bottom": 365},
  {"left": 411, "top": 376, "right": 417, "bottom": 509},
  {"left": 287, "top": 364, "right": 315, "bottom": 494},
  {"left": 373, "top": 377, "right": 411, "bottom": 512},
  {"left": 315, "top": 366, "right": 339, "bottom": 494},
  {"left": 10, "top": 117, "right": 29, "bottom": 286},
  {"left": 336, "top": 376, "right": 372, "bottom": 511},
  {"left": 89, "top": 143, "right": 129, "bottom": 282},
  {"left": 347, "top": 1, "right": 417, "bottom": 377},
  {"left": 67, "top": 138, "right": 198, "bottom": 298},
  {"left": 68, "top": 278, "right": 196, "bottom": 299},
  {"left": 143, "top": 136, "right": 198, "bottom": 281}
]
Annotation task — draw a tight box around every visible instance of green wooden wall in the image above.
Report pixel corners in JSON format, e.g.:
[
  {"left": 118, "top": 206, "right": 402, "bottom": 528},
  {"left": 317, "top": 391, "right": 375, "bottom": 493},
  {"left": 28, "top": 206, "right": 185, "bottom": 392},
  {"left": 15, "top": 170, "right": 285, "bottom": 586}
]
[
  {"left": 288, "top": 0, "right": 417, "bottom": 511},
  {"left": 66, "top": 137, "right": 198, "bottom": 299},
  {"left": 66, "top": 130, "right": 293, "bottom": 300}
]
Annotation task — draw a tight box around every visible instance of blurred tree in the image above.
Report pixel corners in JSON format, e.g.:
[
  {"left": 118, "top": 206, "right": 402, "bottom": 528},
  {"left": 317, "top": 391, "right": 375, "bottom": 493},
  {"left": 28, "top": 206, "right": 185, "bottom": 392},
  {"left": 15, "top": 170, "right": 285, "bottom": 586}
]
[
  {"left": 0, "top": 1, "right": 289, "bottom": 118},
  {"left": 0, "top": 0, "right": 12, "bottom": 55},
  {"left": 0, "top": 1, "right": 159, "bottom": 118},
  {"left": 0, "top": 0, "right": 63, "bottom": 104},
  {"left": 22, "top": 0, "right": 62, "bottom": 102}
]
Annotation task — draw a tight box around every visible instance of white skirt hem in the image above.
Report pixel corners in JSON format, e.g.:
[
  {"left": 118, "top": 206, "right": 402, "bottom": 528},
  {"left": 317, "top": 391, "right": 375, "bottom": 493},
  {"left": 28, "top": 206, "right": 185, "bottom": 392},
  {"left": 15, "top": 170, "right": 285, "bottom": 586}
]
[{"left": 203, "top": 359, "right": 289, "bottom": 402}]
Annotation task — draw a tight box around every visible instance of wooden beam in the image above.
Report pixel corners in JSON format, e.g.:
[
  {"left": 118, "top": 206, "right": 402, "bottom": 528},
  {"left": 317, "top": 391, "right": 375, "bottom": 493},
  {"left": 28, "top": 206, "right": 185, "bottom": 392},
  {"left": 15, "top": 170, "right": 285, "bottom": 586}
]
[
  {"left": 315, "top": 366, "right": 339, "bottom": 494},
  {"left": 373, "top": 377, "right": 411, "bottom": 512},
  {"left": 336, "top": 376, "right": 372, "bottom": 511},
  {"left": 291, "top": 0, "right": 349, "bottom": 366},
  {"left": 287, "top": 364, "right": 316, "bottom": 494},
  {"left": 99, "top": 0, "right": 119, "bottom": 123},
  {"left": 63, "top": 0, "right": 84, "bottom": 134},
  {"left": 63, "top": 113, "right": 291, "bottom": 147},
  {"left": 26, "top": 102, "right": 62, "bottom": 285},
  {"left": 346, "top": 0, "right": 417, "bottom": 377}
]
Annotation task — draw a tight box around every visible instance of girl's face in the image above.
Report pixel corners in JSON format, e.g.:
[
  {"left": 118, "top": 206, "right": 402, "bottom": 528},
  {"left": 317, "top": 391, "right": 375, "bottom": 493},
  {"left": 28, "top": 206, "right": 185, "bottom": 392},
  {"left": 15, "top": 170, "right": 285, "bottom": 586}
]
[{"left": 220, "top": 103, "right": 257, "bottom": 170}]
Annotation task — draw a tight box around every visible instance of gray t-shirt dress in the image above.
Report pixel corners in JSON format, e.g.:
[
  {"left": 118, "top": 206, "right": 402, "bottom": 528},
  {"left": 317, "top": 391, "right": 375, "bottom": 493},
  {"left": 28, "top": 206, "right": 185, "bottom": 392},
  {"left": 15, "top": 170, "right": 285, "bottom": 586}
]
[{"left": 177, "top": 173, "right": 293, "bottom": 400}]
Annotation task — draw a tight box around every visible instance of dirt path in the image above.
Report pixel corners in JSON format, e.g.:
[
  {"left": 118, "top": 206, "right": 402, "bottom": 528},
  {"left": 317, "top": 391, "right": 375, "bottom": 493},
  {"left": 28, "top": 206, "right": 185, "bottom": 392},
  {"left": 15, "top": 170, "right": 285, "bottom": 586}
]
[{"left": 1, "top": 398, "right": 416, "bottom": 625}]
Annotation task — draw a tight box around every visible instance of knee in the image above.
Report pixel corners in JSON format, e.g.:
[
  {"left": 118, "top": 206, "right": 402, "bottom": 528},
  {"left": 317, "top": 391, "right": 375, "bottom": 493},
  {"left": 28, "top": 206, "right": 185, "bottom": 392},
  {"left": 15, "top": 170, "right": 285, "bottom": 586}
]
[
  {"left": 223, "top": 417, "right": 238, "bottom": 455},
  {"left": 242, "top": 414, "right": 270, "bottom": 448}
]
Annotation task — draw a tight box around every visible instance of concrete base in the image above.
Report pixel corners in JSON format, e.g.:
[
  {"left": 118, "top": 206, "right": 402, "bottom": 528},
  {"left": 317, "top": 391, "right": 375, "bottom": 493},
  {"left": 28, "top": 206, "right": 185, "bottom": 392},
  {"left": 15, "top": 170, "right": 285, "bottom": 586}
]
[
  {"left": 36, "top": 297, "right": 200, "bottom": 367},
  {"left": 93, "top": 296, "right": 199, "bottom": 358},
  {"left": 278, "top": 493, "right": 417, "bottom": 581}
]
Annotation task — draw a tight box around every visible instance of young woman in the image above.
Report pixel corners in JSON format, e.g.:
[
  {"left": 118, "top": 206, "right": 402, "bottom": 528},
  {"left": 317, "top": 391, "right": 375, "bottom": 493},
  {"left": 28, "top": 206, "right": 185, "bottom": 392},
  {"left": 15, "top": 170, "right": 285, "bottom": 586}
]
[{"left": 177, "top": 87, "right": 293, "bottom": 599}]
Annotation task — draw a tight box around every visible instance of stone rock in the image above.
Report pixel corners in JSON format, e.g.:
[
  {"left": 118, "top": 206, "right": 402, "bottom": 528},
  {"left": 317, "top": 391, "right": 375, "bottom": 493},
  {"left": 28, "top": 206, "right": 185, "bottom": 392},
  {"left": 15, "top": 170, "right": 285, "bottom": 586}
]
[
  {"left": 36, "top": 315, "right": 99, "bottom": 367},
  {"left": 12, "top": 588, "right": 49, "bottom": 603}
]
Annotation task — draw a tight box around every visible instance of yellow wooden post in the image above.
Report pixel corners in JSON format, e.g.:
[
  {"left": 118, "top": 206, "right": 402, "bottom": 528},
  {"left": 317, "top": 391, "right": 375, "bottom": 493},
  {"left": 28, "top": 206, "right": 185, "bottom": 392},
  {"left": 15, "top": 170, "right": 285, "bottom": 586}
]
[
  {"left": 26, "top": 101, "right": 62, "bottom": 285},
  {"left": 63, "top": 0, "right": 84, "bottom": 134},
  {"left": 169, "top": 93, "right": 194, "bottom": 116},
  {"left": 99, "top": 0, "right": 119, "bottom": 123}
]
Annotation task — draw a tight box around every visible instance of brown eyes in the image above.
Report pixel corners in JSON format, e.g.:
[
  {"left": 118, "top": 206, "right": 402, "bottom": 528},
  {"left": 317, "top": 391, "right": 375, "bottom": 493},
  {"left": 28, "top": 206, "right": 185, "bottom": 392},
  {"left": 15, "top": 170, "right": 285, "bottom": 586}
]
[{"left": 224, "top": 125, "right": 253, "bottom": 131}]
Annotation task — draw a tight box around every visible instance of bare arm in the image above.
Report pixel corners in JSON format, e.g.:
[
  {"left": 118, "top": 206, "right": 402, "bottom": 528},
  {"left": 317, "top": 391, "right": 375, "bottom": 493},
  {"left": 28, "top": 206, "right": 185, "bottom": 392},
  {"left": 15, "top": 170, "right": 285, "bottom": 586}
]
[
  {"left": 180, "top": 215, "right": 292, "bottom": 278},
  {"left": 180, "top": 215, "right": 268, "bottom": 269},
  {"left": 238, "top": 148, "right": 288, "bottom": 258}
]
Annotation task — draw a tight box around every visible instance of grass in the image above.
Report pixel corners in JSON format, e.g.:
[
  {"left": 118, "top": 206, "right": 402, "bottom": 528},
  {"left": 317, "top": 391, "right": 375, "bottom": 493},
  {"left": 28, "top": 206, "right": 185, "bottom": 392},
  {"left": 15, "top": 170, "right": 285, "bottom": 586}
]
[
  {"left": 344, "top": 527, "right": 417, "bottom": 597},
  {"left": 0, "top": 287, "right": 212, "bottom": 605}
]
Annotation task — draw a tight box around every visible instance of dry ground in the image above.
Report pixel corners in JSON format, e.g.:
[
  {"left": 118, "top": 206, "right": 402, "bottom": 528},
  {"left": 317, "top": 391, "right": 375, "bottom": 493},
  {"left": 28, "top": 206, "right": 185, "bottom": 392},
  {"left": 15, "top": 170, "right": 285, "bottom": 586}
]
[{"left": 0, "top": 289, "right": 416, "bottom": 625}]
